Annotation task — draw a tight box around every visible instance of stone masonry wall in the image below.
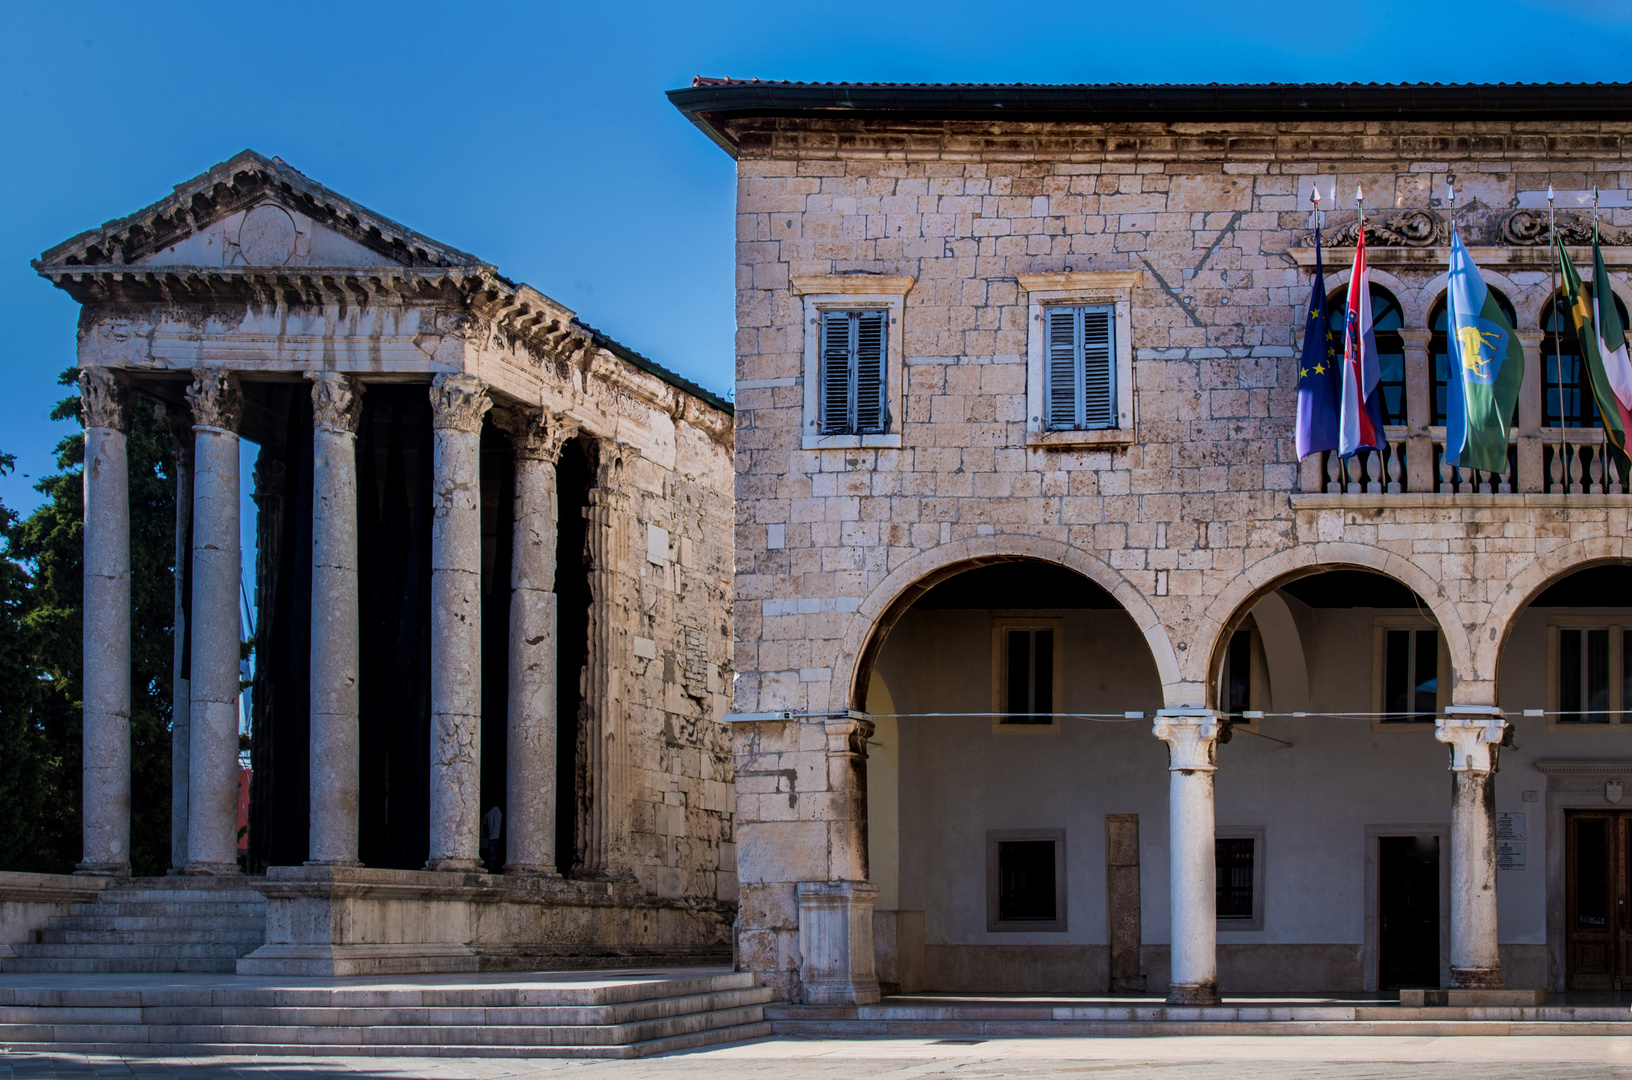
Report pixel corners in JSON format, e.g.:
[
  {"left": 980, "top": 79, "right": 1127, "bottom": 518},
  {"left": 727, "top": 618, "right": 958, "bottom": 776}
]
[{"left": 727, "top": 117, "right": 1632, "bottom": 998}]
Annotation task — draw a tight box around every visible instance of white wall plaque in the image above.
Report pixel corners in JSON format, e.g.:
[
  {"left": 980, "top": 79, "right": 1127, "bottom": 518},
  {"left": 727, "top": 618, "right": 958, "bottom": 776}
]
[
  {"left": 1496, "top": 841, "right": 1527, "bottom": 871},
  {"left": 1495, "top": 812, "right": 1527, "bottom": 841}
]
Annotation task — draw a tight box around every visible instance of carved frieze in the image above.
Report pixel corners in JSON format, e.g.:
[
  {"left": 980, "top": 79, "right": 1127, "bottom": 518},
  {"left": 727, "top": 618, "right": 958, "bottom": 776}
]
[
  {"left": 78, "top": 368, "right": 130, "bottom": 432},
  {"left": 1300, "top": 207, "right": 1632, "bottom": 248},
  {"left": 306, "top": 371, "right": 364, "bottom": 435},
  {"left": 1317, "top": 209, "right": 1445, "bottom": 248},
  {"left": 429, "top": 372, "right": 491, "bottom": 433},
  {"left": 184, "top": 369, "right": 243, "bottom": 432},
  {"left": 1498, "top": 210, "right": 1629, "bottom": 246}
]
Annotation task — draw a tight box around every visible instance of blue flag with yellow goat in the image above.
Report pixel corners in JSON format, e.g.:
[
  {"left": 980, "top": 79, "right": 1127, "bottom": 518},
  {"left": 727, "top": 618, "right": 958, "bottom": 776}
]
[{"left": 1444, "top": 231, "right": 1524, "bottom": 474}]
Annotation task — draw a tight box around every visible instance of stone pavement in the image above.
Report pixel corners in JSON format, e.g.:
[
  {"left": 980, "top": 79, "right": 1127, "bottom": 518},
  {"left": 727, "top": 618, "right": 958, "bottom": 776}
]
[{"left": 6, "top": 1036, "right": 1632, "bottom": 1079}]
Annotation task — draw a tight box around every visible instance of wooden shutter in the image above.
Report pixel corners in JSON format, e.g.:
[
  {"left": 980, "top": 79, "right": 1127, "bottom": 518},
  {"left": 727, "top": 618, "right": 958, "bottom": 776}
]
[
  {"left": 819, "top": 310, "right": 889, "bottom": 436},
  {"left": 1044, "top": 304, "right": 1117, "bottom": 431},
  {"left": 820, "top": 311, "right": 854, "bottom": 435}
]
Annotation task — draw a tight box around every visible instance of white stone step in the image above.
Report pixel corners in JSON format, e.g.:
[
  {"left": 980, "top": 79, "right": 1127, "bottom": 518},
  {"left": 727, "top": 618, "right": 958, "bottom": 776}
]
[
  {"left": 0, "top": 958, "right": 246, "bottom": 973},
  {"left": 50, "top": 916, "right": 266, "bottom": 932},
  {"left": 41, "top": 929, "right": 266, "bottom": 946},
  {"left": 69, "top": 902, "right": 265, "bottom": 918}
]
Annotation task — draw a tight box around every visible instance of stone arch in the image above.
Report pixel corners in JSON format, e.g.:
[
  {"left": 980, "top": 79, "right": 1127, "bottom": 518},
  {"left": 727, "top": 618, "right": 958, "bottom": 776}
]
[
  {"left": 827, "top": 534, "right": 1183, "bottom": 715},
  {"left": 1482, "top": 536, "right": 1632, "bottom": 685},
  {"left": 1193, "top": 542, "right": 1476, "bottom": 708},
  {"left": 1418, "top": 267, "right": 1533, "bottom": 328},
  {"left": 1324, "top": 266, "right": 1424, "bottom": 327},
  {"left": 1536, "top": 273, "right": 1632, "bottom": 327}
]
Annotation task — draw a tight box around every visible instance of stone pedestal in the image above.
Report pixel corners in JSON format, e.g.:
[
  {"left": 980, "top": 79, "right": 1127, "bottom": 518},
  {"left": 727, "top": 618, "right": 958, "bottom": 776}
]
[
  {"left": 183, "top": 369, "right": 243, "bottom": 876},
  {"left": 425, "top": 374, "right": 490, "bottom": 873},
  {"left": 499, "top": 409, "right": 576, "bottom": 876},
  {"left": 797, "top": 881, "right": 881, "bottom": 1004},
  {"left": 1436, "top": 705, "right": 1508, "bottom": 990},
  {"left": 78, "top": 369, "right": 132, "bottom": 877},
  {"left": 1153, "top": 708, "right": 1225, "bottom": 1005},
  {"left": 306, "top": 372, "right": 364, "bottom": 867}
]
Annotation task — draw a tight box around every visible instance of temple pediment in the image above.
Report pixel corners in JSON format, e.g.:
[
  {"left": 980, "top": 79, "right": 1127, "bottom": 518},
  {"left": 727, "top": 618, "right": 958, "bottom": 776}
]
[{"left": 35, "top": 149, "right": 482, "bottom": 274}]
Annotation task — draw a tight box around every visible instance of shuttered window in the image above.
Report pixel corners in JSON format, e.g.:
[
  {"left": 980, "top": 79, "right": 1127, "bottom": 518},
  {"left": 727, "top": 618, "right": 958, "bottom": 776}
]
[
  {"left": 1043, "top": 304, "right": 1116, "bottom": 431},
  {"left": 819, "top": 310, "right": 889, "bottom": 436}
]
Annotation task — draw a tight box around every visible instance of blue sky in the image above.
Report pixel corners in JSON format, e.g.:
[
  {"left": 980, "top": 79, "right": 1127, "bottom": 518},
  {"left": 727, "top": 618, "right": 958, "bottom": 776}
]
[{"left": 2, "top": 0, "right": 1629, "bottom": 516}]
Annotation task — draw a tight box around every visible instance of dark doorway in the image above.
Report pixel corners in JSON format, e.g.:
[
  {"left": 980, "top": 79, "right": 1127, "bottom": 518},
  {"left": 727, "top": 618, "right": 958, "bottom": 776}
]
[
  {"left": 1379, "top": 834, "right": 1441, "bottom": 989},
  {"left": 1567, "top": 810, "right": 1632, "bottom": 990}
]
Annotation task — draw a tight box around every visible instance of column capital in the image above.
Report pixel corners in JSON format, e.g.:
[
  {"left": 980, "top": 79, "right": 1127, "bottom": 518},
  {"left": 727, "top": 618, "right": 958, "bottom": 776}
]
[
  {"left": 1397, "top": 328, "right": 1431, "bottom": 347},
  {"left": 429, "top": 372, "right": 491, "bottom": 433},
  {"left": 824, "top": 715, "right": 875, "bottom": 760},
  {"left": 590, "top": 439, "right": 638, "bottom": 504},
  {"left": 306, "top": 371, "right": 364, "bottom": 435},
  {"left": 79, "top": 368, "right": 130, "bottom": 432},
  {"left": 185, "top": 369, "right": 243, "bottom": 432},
  {"left": 152, "top": 403, "right": 194, "bottom": 464},
  {"left": 1152, "top": 709, "right": 1227, "bottom": 772},
  {"left": 1435, "top": 706, "right": 1509, "bottom": 772},
  {"left": 495, "top": 406, "right": 578, "bottom": 462}
]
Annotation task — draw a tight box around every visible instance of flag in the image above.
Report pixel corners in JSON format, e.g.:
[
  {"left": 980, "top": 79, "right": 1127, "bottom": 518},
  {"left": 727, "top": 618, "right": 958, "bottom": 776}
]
[
  {"left": 1557, "top": 235, "right": 1632, "bottom": 481},
  {"left": 1592, "top": 234, "right": 1632, "bottom": 441},
  {"left": 1443, "top": 230, "right": 1524, "bottom": 474},
  {"left": 1295, "top": 230, "right": 1340, "bottom": 460},
  {"left": 1339, "top": 228, "right": 1386, "bottom": 457}
]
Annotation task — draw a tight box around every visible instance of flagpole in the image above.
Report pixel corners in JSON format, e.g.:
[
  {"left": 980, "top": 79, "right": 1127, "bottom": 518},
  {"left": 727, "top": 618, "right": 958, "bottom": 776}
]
[
  {"left": 1595, "top": 187, "right": 1606, "bottom": 492},
  {"left": 1448, "top": 181, "right": 1459, "bottom": 489},
  {"left": 1550, "top": 184, "right": 1568, "bottom": 490}
]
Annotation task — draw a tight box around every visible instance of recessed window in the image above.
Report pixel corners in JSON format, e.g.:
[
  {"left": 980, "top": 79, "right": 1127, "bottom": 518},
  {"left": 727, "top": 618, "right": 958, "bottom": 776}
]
[
  {"left": 1383, "top": 627, "right": 1439, "bottom": 723},
  {"left": 991, "top": 617, "right": 1063, "bottom": 731},
  {"left": 1216, "top": 829, "right": 1264, "bottom": 930},
  {"left": 819, "top": 309, "right": 888, "bottom": 436},
  {"left": 1219, "top": 621, "right": 1263, "bottom": 727},
  {"left": 1019, "top": 272, "right": 1138, "bottom": 448},
  {"left": 794, "top": 276, "right": 910, "bottom": 451},
  {"left": 1327, "top": 284, "right": 1405, "bottom": 426},
  {"left": 1044, "top": 304, "right": 1115, "bottom": 431},
  {"left": 1560, "top": 627, "right": 1612, "bottom": 724},
  {"left": 986, "top": 829, "right": 1067, "bottom": 932}
]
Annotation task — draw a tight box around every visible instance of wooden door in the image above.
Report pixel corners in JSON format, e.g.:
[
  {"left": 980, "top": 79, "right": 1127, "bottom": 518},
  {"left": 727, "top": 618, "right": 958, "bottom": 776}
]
[{"left": 1566, "top": 810, "right": 1632, "bottom": 990}]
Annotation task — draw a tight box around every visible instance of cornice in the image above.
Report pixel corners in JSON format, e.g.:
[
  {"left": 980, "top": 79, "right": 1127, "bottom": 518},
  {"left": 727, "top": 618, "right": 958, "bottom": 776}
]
[
  {"left": 1290, "top": 246, "right": 1632, "bottom": 269},
  {"left": 791, "top": 274, "right": 916, "bottom": 297},
  {"left": 1533, "top": 759, "right": 1632, "bottom": 776},
  {"left": 1018, "top": 270, "right": 1142, "bottom": 292}
]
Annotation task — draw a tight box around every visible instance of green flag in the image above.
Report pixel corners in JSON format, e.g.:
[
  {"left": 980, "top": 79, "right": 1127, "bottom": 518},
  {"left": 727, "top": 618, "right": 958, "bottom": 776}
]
[{"left": 1556, "top": 235, "right": 1632, "bottom": 483}]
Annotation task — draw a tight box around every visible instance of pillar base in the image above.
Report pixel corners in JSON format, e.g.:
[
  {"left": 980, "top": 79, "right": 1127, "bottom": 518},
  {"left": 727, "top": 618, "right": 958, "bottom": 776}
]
[
  {"left": 182, "top": 862, "right": 241, "bottom": 876},
  {"left": 1166, "top": 980, "right": 1221, "bottom": 1006},
  {"left": 797, "top": 881, "right": 881, "bottom": 1005},
  {"left": 305, "top": 859, "right": 362, "bottom": 869},
  {"left": 503, "top": 864, "right": 560, "bottom": 877},
  {"left": 73, "top": 862, "right": 128, "bottom": 878},
  {"left": 424, "top": 858, "right": 482, "bottom": 873},
  {"left": 1449, "top": 965, "right": 1505, "bottom": 990}
]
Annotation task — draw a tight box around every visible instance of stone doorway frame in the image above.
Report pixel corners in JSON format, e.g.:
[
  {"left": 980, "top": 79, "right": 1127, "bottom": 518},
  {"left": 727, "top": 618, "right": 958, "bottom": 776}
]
[
  {"left": 1363, "top": 823, "right": 1451, "bottom": 993},
  {"left": 1537, "top": 759, "right": 1632, "bottom": 991}
]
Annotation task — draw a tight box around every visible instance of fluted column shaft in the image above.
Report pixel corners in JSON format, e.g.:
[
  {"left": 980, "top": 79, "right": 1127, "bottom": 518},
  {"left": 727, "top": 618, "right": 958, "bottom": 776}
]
[
  {"left": 156, "top": 405, "right": 193, "bottom": 873},
  {"left": 79, "top": 369, "right": 132, "bottom": 876},
  {"left": 501, "top": 409, "right": 576, "bottom": 875},
  {"left": 184, "top": 370, "right": 243, "bottom": 875},
  {"left": 583, "top": 444, "right": 633, "bottom": 879},
  {"left": 307, "top": 372, "right": 364, "bottom": 866},
  {"left": 426, "top": 373, "right": 491, "bottom": 872},
  {"left": 1153, "top": 709, "right": 1225, "bottom": 1005},
  {"left": 1436, "top": 707, "right": 1509, "bottom": 989}
]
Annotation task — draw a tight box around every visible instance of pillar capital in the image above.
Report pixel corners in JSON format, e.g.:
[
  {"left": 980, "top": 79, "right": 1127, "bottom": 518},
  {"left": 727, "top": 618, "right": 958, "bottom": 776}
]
[
  {"left": 429, "top": 372, "right": 491, "bottom": 433},
  {"left": 185, "top": 369, "right": 242, "bottom": 432},
  {"left": 306, "top": 371, "right": 364, "bottom": 435},
  {"left": 79, "top": 368, "right": 130, "bottom": 432},
  {"left": 1397, "top": 328, "right": 1431, "bottom": 348},
  {"left": 495, "top": 406, "right": 578, "bottom": 462},
  {"left": 1152, "top": 709, "right": 1227, "bottom": 772},
  {"left": 824, "top": 715, "right": 875, "bottom": 760},
  {"left": 1435, "top": 706, "right": 1508, "bottom": 773}
]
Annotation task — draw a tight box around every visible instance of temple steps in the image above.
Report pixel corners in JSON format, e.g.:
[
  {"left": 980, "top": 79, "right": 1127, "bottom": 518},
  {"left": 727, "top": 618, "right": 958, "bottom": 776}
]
[
  {"left": 1, "top": 877, "right": 266, "bottom": 974},
  {"left": 0, "top": 971, "right": 773, "bottom": 1058}
]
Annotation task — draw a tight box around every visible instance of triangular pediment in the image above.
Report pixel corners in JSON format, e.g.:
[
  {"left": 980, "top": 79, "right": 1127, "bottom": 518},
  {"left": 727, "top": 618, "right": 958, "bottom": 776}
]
[{"left": 36, "top": 150, "right": 483, "bottom": 273}]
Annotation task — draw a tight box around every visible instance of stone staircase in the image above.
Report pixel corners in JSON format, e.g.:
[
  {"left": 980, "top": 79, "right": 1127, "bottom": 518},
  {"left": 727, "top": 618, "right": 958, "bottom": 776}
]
[
  {"left": 0, "top": 970, "right": 773, "bottom": 1058},
  {"left": 0, "top": 877, "right": 266, "bottom": 974}
]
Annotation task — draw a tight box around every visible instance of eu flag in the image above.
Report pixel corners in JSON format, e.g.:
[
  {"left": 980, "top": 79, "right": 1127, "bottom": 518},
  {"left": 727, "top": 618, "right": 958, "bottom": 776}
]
[{"left": 1296, "top": 231, "right": 1340, "bottom": 460}]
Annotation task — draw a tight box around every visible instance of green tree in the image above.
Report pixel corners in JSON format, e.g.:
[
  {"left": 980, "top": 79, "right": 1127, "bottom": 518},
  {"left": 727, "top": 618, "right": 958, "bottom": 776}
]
[{"left": 1, "top": 370, "right": 178, "bottom": 876}]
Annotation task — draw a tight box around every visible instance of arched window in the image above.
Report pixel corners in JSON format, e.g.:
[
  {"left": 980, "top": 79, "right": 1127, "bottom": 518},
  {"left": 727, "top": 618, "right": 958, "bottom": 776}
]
[
  {"left": 1328, "top": 285, "right": 1406, "bottom": 426},
  {"left": 1542, "top": 288, "right": 1632, "bottom": 428},
  {"left": 1430, "top": 289, "right": 1518, "bottom": 427}
]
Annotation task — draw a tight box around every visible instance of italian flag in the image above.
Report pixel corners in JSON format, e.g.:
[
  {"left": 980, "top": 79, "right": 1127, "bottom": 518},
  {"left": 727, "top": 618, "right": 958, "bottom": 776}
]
[
  {"left": 1558, "top": 234, "right": 1632, "bottom": 482},
  {"left": 1592, "top": 236, "right": 1632, "bottom": 444}
]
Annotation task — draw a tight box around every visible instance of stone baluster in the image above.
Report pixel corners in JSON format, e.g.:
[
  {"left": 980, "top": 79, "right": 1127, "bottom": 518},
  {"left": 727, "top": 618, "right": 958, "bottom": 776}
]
[
  {"left": 79, "top": 368, "right": 132, "bottom": 876},
  {"left": 1434, "top": 707, "right": 1509, "bottom": 989},
  {"left": 425, "top": 373, "right": 491, "bottom": 872},
  {"left": 498, "top": 407, "right": 578, "bottom": 875},
  {"left": 184, "top": 369, "right": 244, "bottom": 875},
  {"left": 155, "top": 404, "right": 193, "bottom": 873},
  {"left": 1153, "top": 708, "right": 1226, "bottom": 1005},
  {"left": 1386, "top": 436, "right": 1404, "bottom": 494},
  {"left": 306, "top": 372, "right": 364, "bottom": 867},
  {"left": 583, "top": 441, "right": 636, "bottom": 879},
  {"left": 796, "top": 715, "right": 881, "bottom": 1005},
  {"left": 1363, "top": 449, "right": 1382, "bottom": 494},
  {"left": 1515, "top": 330, "right": 1544, "bottom": 493}
]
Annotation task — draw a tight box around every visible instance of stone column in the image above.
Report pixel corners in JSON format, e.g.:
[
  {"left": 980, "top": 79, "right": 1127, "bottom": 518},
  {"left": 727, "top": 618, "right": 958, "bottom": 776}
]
[
  {"left": 425, "top": 373, "right": 490, "bottom": 872},
  {"left": 1435, "top": 706, "right": 1509, "bottom": 989},
  {"left": 796, "top": 714, "right": 880, "bottom": 1005},
  {"left": 155, "top": 404, "right": 193, "bottom": 873},
  {"left": 1153, "top": 708, "right": 1226, "bottom": 1005},
  {"left": 306, "top": 372, "right": 364, "bottom": 866},
  {"left": 184, "top": 369, "right": 244, "bottom": 876},
  {"left": 1400, "top": 328, "right": 1434, "bottom": 492},
  {"left": 1516, "top": 329, "right": 1545, "bottom": 492},
  {"left": 498, "top": 408, "right": 577, "bottom": 875},
  {"left": 78, "top": 368, "right": 132, "bottom": 876},
  {"left": 583, "top": 442, "right": 634, "bottom": 879}
]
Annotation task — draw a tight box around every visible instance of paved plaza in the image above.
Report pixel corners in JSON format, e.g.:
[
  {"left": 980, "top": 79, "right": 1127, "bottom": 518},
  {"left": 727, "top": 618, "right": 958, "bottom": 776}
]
[{"left": 5, "top": 1038, "right": 1632, "bottom": 1080}]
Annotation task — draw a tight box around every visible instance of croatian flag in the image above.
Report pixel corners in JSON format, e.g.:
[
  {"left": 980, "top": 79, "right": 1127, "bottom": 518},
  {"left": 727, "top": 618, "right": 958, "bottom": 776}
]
[{"left": 1339, "top": 229, "right": 1386, "bottom": 457}]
